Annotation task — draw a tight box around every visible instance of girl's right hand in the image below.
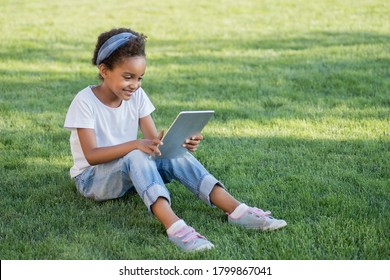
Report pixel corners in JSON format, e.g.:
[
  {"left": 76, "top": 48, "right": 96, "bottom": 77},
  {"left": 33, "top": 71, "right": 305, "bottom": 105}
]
[{"left": 137, "top": 130, "right": 164, "bottom": 156}]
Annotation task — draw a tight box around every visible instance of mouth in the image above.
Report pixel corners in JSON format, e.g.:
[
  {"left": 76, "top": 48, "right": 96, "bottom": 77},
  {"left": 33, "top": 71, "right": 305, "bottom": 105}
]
[{"left": 123, "top": 89, "right": 135, "bottom": 97}]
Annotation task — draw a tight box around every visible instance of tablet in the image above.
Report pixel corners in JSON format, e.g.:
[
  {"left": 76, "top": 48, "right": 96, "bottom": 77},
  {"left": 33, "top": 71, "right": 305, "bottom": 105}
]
[{"left": 153, "top": 110, "right": 214, "bottom": 159}]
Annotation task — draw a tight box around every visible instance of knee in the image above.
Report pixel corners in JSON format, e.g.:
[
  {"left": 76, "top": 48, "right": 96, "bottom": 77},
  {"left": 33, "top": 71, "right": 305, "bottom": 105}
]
[
  {"left": 123, "top": 149, "right": 152, "bottom": 167},
  {"left": 125, "top": 149, "right": 147, "bottom": 161},
  {"left": 169, "top": 152, "right": 201, "bottom": 169}
]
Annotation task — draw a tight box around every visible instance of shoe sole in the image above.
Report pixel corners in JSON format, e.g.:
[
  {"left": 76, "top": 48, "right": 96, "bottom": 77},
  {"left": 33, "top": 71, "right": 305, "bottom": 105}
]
[
  {"left": 261, "top": 220, "right": 288, "bottom": 231},
  {"left": 192, "top": 243, "right": 215, "bottom": 252},
  {"left": 230, "top": 219, "right": 288, "bottom": 231}
]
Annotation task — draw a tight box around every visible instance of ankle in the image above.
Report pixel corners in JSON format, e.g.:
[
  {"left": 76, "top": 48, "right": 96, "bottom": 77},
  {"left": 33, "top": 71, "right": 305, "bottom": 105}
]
[
  {"left": 151, "top": 197, "right": 180, "bottom": 229},
  {"left": 166, "top": 219, "right": 187, "bottom": 236},
  {"left": 210, "top": 185, "right": 241, "bottom": 213},
  {"left": 229, "top": 203, "right": 249, "bottom": 218}
]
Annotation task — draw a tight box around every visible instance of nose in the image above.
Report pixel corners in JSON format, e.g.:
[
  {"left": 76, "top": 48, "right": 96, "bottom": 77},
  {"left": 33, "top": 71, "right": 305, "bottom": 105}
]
[{"left": 129, "top": 80, "right": 140, "bottom": 90}]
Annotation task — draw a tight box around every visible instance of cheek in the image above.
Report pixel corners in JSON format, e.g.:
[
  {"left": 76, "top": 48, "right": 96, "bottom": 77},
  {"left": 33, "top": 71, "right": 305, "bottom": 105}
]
[{"left": 119, "top": 79, "right": 130, "bottom": 87}]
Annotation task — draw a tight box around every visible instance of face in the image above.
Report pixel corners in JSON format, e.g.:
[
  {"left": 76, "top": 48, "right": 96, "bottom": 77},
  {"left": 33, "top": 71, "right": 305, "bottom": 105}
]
[{"left": 100, "top": 56, "right": 146, "bottom": 102}]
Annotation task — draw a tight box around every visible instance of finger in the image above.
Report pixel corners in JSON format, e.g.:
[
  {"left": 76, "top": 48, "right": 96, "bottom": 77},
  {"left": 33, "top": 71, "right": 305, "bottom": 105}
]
[
  {"left": 150, "top": 144, "right": 162, "bottom": 156},
  {"left": 183, "top": 142, "right": 199, "bottom": 151},
  {"left": 185, "top": 138, "right": 199, "bottom": 144},
  {"left": 191, "top": 134, "right": 203, "bottom": 141},
  {"left": 152, "top": 129, "right": 164, "bottom": 146},
  {"left": 158, "top": 129, "right": 164, "bottom": 140},
  {"left": 185, "top": 139, "right": 200, "bottom": 146},
  {"left": 153, "top": 138, "right": 163, "bottom": 145}
]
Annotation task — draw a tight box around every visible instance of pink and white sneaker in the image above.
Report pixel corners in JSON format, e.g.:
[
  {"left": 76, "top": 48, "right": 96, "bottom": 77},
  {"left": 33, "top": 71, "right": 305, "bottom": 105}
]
[
  {"left": 228, "top": 207, "right": 287, "bottom": 231},
  {"left": 168, "top": 225, "right": 214, "bottom": 252}
]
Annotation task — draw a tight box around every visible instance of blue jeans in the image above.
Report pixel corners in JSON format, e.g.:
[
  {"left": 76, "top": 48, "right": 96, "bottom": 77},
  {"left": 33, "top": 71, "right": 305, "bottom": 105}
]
[{"left": 73, "top": 150, "right": 224, "bottom": 212}]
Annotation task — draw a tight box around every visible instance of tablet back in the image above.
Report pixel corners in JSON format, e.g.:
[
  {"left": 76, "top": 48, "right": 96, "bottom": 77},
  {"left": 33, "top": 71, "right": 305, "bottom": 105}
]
[{"left": 154, "top": 110, "right": 214, "bottom": 159}]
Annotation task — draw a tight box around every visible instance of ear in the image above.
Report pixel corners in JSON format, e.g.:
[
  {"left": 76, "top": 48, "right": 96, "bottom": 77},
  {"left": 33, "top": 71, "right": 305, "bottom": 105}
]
[{"left": 98, "top": 64, "right": 109, "bottom": 79}]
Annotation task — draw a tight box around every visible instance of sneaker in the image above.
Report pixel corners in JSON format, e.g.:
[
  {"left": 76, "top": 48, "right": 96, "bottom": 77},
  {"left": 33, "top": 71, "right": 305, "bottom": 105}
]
[
  {"left": 168, "top": 225, "right": 214, "bottom": 252},
  {"left": 228, "top": 207, "right": 287, "bottom": 231}
]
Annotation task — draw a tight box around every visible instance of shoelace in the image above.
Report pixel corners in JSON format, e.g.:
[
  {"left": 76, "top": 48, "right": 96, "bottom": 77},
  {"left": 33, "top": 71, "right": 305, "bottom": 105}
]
[
  {"left": 173, "top": 226, "right": 206, "bottom": 244},
  {"left": 248, "top": 207, "right": 272, "bottom": 227}
]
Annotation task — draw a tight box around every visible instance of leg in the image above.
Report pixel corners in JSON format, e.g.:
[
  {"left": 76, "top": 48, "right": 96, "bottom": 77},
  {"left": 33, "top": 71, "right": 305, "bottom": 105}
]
[
  {"left": 74, "top": 157, "right": 134, "bottom": 201},
  {"left": 124, "top": 151, "right": 214, "bottom": 251},
  {"left": 151, "top": 197, "right": 214, "bottom": 251},
  {"left": 155, "top": 152, "right": 287, "bottom": 237},
  {"left": 209, "top": 184, "right": 240, "bottom": 214},
  {"left": 156, "top": 153, "right": 287, "bottom": 232},
  {"left": 122, "top": 150, "right": 171, "bottom": 212},
  {"left": 156, "top": 152, "right": 226, "bottom": 207},
  {"left": 157, "top": 153, "right": 240, "bottom": 213},
  {"left": 151, "top": 197, "right": 180, "bottom": 229}
]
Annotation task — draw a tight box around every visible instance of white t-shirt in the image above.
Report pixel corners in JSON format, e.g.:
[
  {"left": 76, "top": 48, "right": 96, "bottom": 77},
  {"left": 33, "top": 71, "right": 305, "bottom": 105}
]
[{"left": 64, "top": 86, "right": 155, "bottom": 178}]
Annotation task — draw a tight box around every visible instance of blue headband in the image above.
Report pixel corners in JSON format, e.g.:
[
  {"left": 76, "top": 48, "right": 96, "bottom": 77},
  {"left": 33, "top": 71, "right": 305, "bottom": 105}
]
[{"left": 96, "top": 32, "right": 136, "bottom": 66}]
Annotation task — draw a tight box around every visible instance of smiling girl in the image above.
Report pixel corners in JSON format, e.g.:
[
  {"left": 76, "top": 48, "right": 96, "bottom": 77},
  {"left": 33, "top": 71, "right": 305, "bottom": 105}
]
[{"left": 64, "top": 27, "right": 287, "bottom": 252}]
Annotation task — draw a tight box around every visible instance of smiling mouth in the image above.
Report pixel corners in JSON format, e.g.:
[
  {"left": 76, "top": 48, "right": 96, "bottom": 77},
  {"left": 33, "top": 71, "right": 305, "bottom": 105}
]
[{"left": 124, "top": 89, "right": 134, "bottom": 96}]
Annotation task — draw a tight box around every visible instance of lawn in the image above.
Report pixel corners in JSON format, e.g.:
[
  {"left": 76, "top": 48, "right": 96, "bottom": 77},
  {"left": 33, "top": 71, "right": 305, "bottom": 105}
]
[{"left": 0, "top": 0, "right": 389, "bottom": 260}]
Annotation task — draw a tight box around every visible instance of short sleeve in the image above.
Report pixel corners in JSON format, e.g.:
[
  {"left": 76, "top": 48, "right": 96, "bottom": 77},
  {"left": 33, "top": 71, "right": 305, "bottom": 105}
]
[
  {"left": 64, "top": 89, "right": 95, "bottom": 130},
  {"left": 137, "top": 88, "right": 155, "bottom": 118}
]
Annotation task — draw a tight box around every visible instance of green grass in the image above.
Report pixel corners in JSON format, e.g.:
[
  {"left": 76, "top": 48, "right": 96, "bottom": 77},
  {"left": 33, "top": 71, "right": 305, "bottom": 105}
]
[{"left": 0, "top": 0, "right": 389, "bottom": 259}]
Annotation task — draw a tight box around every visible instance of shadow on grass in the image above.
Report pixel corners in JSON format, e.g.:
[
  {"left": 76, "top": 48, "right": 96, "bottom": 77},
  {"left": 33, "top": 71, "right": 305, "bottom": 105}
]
[{"left": 1, "top": 131, "right": 389, "bottom": 259}]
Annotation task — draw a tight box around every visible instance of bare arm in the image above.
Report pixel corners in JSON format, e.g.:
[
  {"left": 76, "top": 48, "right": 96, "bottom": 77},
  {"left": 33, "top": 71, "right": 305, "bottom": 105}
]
[
  {"left": 77, "top": 128, "right": 138, "bottom": 165},
  {"left": 77, "top": 115, "right": 163, "bottom": 165},
  {"left": 139, "top": 114, "right": 159, "bottom": 139}
]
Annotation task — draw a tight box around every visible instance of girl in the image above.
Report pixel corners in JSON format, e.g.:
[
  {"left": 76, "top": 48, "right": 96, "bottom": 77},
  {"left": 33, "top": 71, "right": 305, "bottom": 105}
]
[{"left": 64, "top": 27, "right": 287, "bottom": 252}]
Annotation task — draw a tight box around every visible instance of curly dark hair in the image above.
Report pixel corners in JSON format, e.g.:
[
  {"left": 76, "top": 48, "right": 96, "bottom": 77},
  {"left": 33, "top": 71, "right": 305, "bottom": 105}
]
[{"left": 92, "top": 28, "right": 147, "bottom": 79}]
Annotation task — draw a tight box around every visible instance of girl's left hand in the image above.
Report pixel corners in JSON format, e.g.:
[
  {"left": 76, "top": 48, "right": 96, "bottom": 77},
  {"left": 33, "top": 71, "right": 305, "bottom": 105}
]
[{"left": 183, "top": 134, "right": 203, "bottom": 152}]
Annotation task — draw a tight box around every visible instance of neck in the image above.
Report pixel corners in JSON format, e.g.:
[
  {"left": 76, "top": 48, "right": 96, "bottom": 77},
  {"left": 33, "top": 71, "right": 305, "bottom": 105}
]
[{"left": 92, "top": 85, "right": 122, "bottom": 108}]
